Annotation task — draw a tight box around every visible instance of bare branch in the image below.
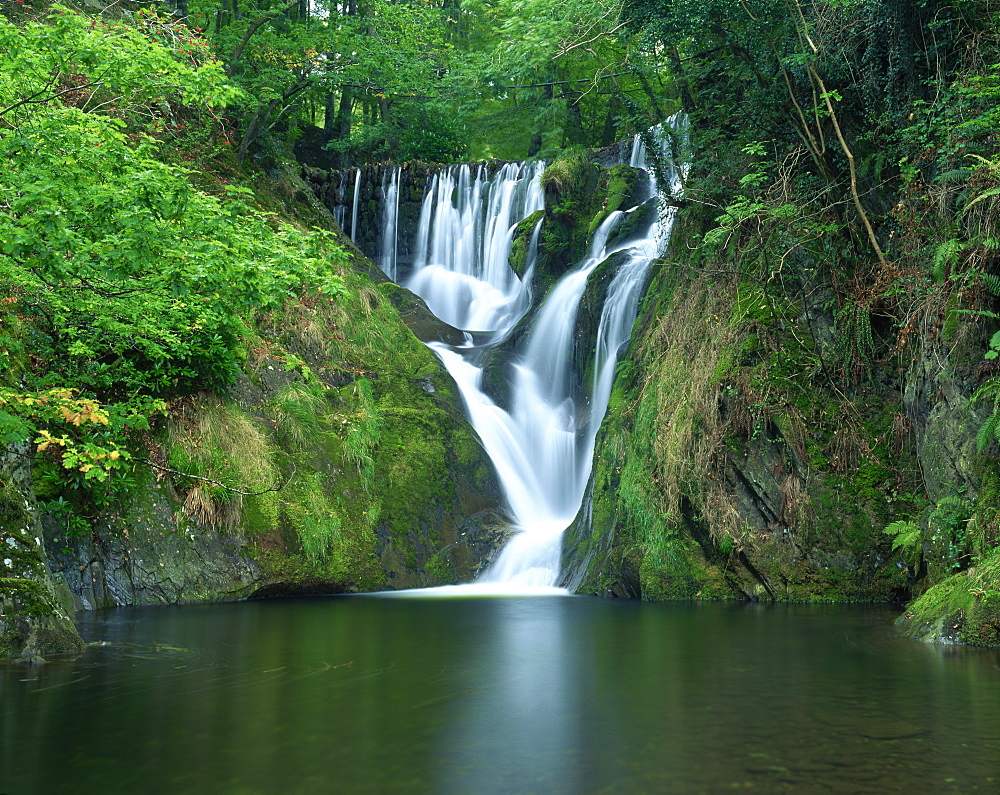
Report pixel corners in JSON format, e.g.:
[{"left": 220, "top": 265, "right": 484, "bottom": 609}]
[
  {"left": 137, "top": 456, "right": 295, "bottom": 496},
  {"left": 0, "top": 78, "right": 105, "bottom": 120}
]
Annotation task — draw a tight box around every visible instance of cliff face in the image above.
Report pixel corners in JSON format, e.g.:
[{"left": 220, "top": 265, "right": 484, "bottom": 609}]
[
  {"left": 6, "top": 138, "right": 999, "bottom": 653},
  {"left": 1, "top": 442, "right": 84, "bottom": 659},
  {"left": 561, "top": 255, "right": 915, "bottom": 603},
  {"left": 35, "top": 270, "right": 509, "bottom": 611}
]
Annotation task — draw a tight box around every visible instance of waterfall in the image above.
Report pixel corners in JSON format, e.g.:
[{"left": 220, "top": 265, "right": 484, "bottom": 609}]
[
  {"left": 378, "top": 116, "right": 686, "bottom": 594},
  {"left": 349, "top": 168, "right": 361, "bottom": 243},
  {"left": 407, "top": 162, "right": 544, "bottom": 336},
  {"left": 332, "top": 172, "right": 347, "bottom": 233},
  {"left": 379, "top": 166, "right": 400, "bottom": 280}
]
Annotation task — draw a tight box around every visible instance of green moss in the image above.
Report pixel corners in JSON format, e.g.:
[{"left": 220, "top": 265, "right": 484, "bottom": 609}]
[
  {"left": 426, "top": 548, "right": 458, "bottom": 584},
  {"left": 0, "top": 578, "right": 51, "bottom": 618},
  {"left": 900, "top": 549, "right": 1000, "bottom": 645},
  {"left": 1, "top": 484, "right": 85, "bottom": 657},
  {"left": 509, "top": 209, "right": 545, "bottom": 277}
]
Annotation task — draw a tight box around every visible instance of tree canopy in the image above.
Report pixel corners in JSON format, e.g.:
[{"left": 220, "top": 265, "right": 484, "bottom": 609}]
[{"left": 0, "top": 6, "right": 346, "bottom": 491}]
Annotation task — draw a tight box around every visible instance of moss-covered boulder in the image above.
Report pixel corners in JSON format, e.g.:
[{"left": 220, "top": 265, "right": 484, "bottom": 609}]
[
  {"left": 42, "top": 253, "right": 507, "bottom": 607},
  {"left": 897, "top": 551, "right": 1000, "bottom": 646},
  {"left": 1, "top": 443, "right": 84, "bottom": 659}
]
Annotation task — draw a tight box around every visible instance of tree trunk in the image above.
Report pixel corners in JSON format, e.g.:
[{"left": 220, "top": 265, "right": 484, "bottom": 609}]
[
  {"left": 323, "top": 89, "right": 337, "bottom": 141},
  {"left": 599, "top": 95, "right": 620, "bottom": 147},
  {"left": 527, "top": 84, "right": 554, "bottom": 157},
  {"left": 563, "top": 90, "right": 586, "bottom": 147},
  {"left": 333, "top": 86, "right": 353, "bottom": 169}
]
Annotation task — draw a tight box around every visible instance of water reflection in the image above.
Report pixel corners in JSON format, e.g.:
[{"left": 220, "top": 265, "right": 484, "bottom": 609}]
[
  {"left": 2, "top": 599, "right": 999, "bottom": 792},
  {"left": 436, "top": 598, "right": 580, "bottom": 792}
]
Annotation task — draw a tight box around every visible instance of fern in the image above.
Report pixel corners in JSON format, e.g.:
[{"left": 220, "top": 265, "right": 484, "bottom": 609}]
[
  {"left": 933, "top": 167, "right": 972, "bottom": 185},
  {"left": 962, "top": 186, "right": 1000, "bottom": 217},
  {"left": 884, "top": 520, "right": 920, "bottom": 551},
  {"left": 932, "top": 238, "right": 963, "bottom": 283},
  {"left": 971, "top": 376, "right": 1000, "bottom": 406},
  {"left": 832, "top": 302, "right": 875, "bottom": 374},
  {"left": 976, "top": 411, "right": 1000, "bottom": 451},
  {"left": 883, "top": 519, "right": 921, "bottom": 568},
  {"left": 980, "top": 271, "right": 1000, "bottom": 297},
  {"left": 970, "top": 377, "right": 1000, "bottom": 450}
]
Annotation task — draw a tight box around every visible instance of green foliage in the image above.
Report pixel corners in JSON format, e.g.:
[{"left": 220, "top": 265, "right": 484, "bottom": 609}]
[
  {"left": 932, "top": 238, "right": 963, "bottom": 283},
  {"left": 0, "top": 7, "right": 241, "bottom": 128},
  {"left": 341, "top": 379, "right": 383, "bottom": 490},
  {"left": 883, "top": 519, "right": 921, "bottom": 567},
  {"left": 184, "top": 0, "right": 474, "bottom": 161},
  {"left": 267, "top": 382, "right": 327, "bottom": 447},
  {"left": 927, "top": 495, "right": 975, "bottom": 574},
  {"left": 900, "top": 548, "right": 1000, "bottom": 646},
  {"left": 0, "top": 7, "right": 348, "bottom": 511},
  {"left": 167, "top": 397, "right": 279, "bottom": 530},
  {"left": 832, "top": 302, "right": 876, "bottom": 376}
]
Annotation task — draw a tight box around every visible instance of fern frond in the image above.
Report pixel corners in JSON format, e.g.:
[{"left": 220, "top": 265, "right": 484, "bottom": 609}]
[
  {"left": 934, "top": 168, "right": 971, "bottom": 185},
  {"left": 883, "top": 520, "right": 920, "bottom": 559},
  {"left": 962, "top": 187, "right": 1000, "bottom": 216},
  {"left": 884, "top": 519, "right": 918, "bottom": 539},
  {"left": 976, "top": 409, "right": 1000, "bottom": 451},
  {"left": 932, "top": 238, "right": 963, "bottom": 282},
  {"left": 979, "top": 271, "right": 1000, "bottom": 296},
  {"left": 971, "top": 376, "right": 1000, "bottom": 405}
]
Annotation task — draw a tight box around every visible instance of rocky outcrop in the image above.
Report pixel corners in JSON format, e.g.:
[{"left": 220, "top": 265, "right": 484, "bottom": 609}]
[
  {"left": 1, "top": 443, "right": 84, "bottom": 659},
  {"left": 37, "top": 287, "right": 509, "bottom": 610},
  {"left": 0, "top": 160, "right": 512, "bottom": 636}
]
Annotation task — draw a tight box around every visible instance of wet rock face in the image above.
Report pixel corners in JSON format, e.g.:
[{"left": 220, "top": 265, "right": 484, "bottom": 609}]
[
  {"left": 1, "top": 443, "right": 84, "bottom": 659},
  {"left": 904, "top": 350, "right": 984, "bottom": 504},
  {"left": 559, "top": 254, "right": 914, "bottom": 604},
  {"left": 43, "top": 486, "right": 266, "bottom": 611}
]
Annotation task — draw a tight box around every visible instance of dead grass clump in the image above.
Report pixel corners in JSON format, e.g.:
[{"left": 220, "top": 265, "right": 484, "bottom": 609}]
[{"left": 167, "top": 393, "right": 278, "bottom": 530}]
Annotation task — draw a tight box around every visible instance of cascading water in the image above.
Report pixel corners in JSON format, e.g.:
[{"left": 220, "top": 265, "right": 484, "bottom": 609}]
[
  {"left": 349, "top": 168, "right": 361, "bottom": 243},
  {"left": 407, "top": 161, "right": 544, "bottom": 337},
  {"left": 381, "top": 116, "right": 686, "bottom": 594},
  {"left": 332, "top": 173, "right": 347, "bottom": 233},
  {"left": 379, "top": 167, "right": 401, "bottom": 280}
]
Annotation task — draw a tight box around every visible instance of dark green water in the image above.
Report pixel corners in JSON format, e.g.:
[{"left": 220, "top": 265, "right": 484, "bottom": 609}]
[{"left": 2, "top": 597, "right": 999, "bottom": 793}]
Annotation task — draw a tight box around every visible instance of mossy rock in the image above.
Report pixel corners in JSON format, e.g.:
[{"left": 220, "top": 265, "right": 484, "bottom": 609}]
[
  {"left": 509, "top": 209, "right": 545, "bottom": 278},
  {"left": 898, "top": 551, "right": 1000, "bottom": 646},
  {"left": 1, "top": 474, "right": 84, "bottom": 659}
]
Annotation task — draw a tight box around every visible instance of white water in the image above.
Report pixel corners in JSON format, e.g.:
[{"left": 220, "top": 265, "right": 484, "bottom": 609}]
[
  {"left": 381, "top": 117, "right": 686, "bottom": 595},
  {"left": 407, "top": 162, "right": 544, "bottom": 335},
  {"left": 379, "top": 167, "right": 400, "bottom": 280},
  {"left": 349, "top": 168, "right": 361, "bottom": 243},
  {"left": 332, "top": 173, "right": 347, "bottom": 233}
]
